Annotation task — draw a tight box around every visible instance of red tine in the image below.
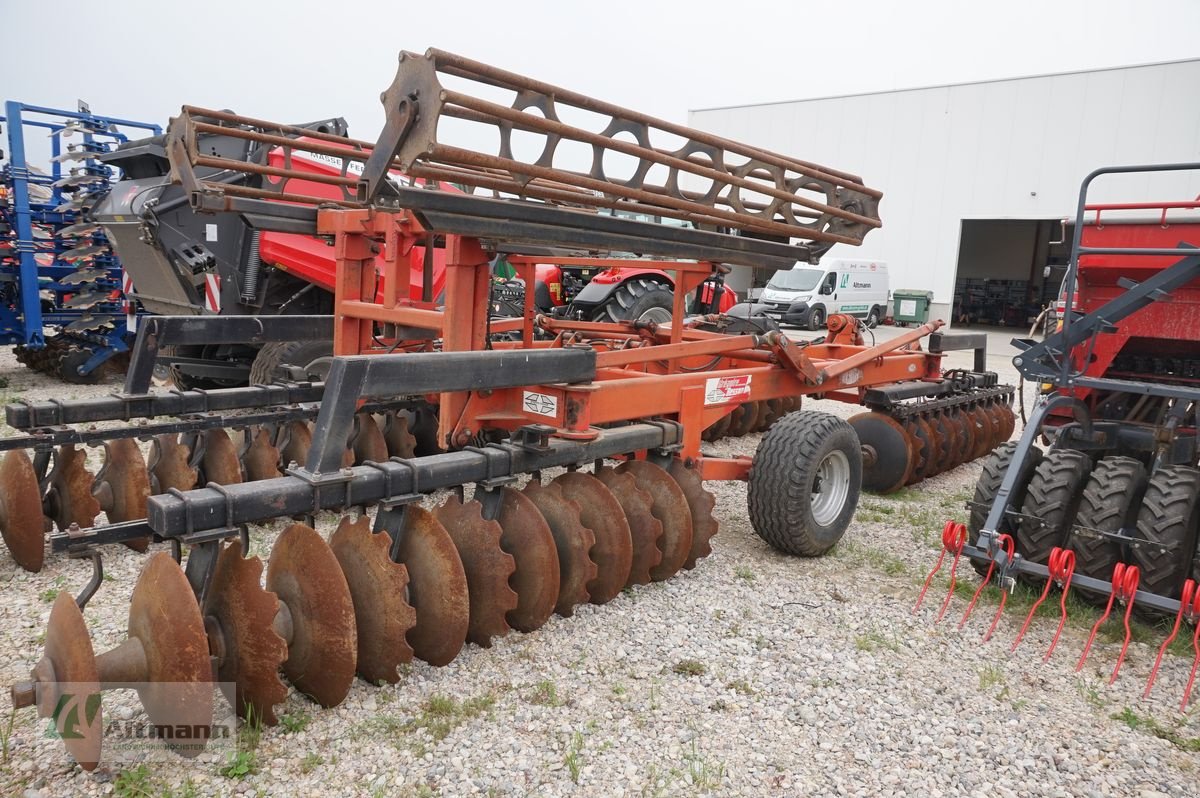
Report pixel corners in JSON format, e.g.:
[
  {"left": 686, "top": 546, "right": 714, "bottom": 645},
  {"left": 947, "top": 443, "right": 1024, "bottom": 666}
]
[
  {"left": 1108, "top": 565, "right": 1141, "bottom": 684},
  {"left": 1043, "top": 549, "right": 1077, "bottom": 661},
  {"left": 960, "top": 533, "right": 1015, "bottom": 629},
  {"left": 1182, "top": 609, "right": 1200, "bottom": 712},
  {"left": 914, "top": 521, "right": 966, "bottom": 614},
  {"left": 1076, "top": 562, "right": 1140, "bottom": 674},
  {"left": 1010, "top": 546, "right": 1071, "bottom": 653},
  {"left": 935, "top": 523, "right": 969, "bottom": 622},
  {"left": 1145, "top": 579, "right": 1197, "bottom": 700}
]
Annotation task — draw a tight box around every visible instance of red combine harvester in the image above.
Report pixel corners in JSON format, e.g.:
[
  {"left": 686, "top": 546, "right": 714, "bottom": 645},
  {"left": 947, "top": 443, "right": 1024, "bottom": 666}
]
[{"left": 919, "top": 162, "right": 1200, "bottom": 707}]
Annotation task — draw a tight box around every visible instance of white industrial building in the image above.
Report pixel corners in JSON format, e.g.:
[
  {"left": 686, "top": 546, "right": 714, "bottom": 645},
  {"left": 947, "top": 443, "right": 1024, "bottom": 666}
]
[{"left": 690, "top": 58, "right": 1200, "bottom": 325}]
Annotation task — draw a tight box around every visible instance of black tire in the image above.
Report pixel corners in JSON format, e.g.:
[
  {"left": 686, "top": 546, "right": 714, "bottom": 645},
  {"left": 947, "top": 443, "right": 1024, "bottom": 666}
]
[
  {"left": 1070, "top": 456, "right": 1148, "bottom": 598},
  {"left": 748, "top": 411, "right": 862, "bottom": 556},
  {"left": 807, "top": 305, "right": 826, "bottom": 332},
  {"left": 592, "top": 279, "right": 674, "bottom": 324},
  {"left": 249, "top": 340, "right": 334, "bottom": 385},
  {"left": 1132, "top": 465, "right": 1200, "bottom": 599},
  {"left": 1016, "top": 448, "right": 1092, "bottom": 581},
  {"left": 865, "top": 306, "right": 881, "bottom": 329},
  {"left": 165, "top": 344, "right": 242, "bottom": 390},
  {"left": 966, "top": 441, "right": 1043, "bottom": 576}
]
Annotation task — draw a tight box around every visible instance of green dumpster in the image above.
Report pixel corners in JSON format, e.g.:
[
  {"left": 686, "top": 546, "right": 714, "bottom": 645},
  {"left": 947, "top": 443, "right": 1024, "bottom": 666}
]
[{"left": 892, "top": 289, "right": 933, "bottom": 326}]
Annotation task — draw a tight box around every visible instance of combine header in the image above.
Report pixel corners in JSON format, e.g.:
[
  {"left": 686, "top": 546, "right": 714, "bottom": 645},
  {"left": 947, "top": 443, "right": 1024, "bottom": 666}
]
[
  {"left": 7, "top": 49, "right": 1012, "bottom": 770},
  {"left": 920, "top": 163, "right": 1200, "bottom": 707}
]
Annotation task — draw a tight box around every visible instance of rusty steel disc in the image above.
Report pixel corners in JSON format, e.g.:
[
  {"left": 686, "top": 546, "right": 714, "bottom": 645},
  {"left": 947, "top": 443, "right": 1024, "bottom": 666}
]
[
  {"left": 148, "top": 434, "right": 197, "bottom": 494},
  {"left": 494, "top": 486, "right": 559, "bottom": 633},
  {"left": 383, "top": 411, "right": 418, "bottom": 459},
  {"left": 34, "top": 591, "right": 101, "bottom": 770},
  {"left": 911, "top": 417, "right": 940, "bottom": 481},
  {"left": 278, "top": 421, "right": 313, "bottom": 469},
  {"left": 758, "top": 399, "right": 784, "bottom": 432},
  {"left": 728, "top": 402, "right": 762, "bottom": 437},
  {"left": 92, "top": 440, "right": 151, "bottom": 552},
  {"left": 703, "top": 411, "right": 733, "bottom": 442},
  {"left": 997, "top": 403, "right": 1016, "bottom": 442},
  {"left": 615, "top": 460, "right": 693, "bottom": 582},
  {"left": 968, "top": 407, "right": 992, "bottom": 461},
  {"left": 901, "top": 418, "right": 927, "bottom": 485},
  {"left": 434, "top": 496, "right": 517, "bottom": 648},
  {"left": 203, "top": 540, "right": 288, "bottom": 724},
  {"left": 199, "top": 429, "right": 243, "bottom": 486},
  {"left": 0, "top": 449, "right": 48, "bottom": 572},
  {"left": 987, "top": 403, "right": 1008, "bottom": 447},
  {"left": 553, "top": 472, "right": 633, "bottom": 605},
  {"left": 266, "top": 524, "right": 357, "bottom": 708},
  {"left": 594, "top": 466, "right": 662, "bottom": 587},
  {"left": 666, "top": 460, "right": 719, "bottom": 569},
  {"left": 390, "top": 505, "right": 469, "bottom": 666},
  {"left": 45, "top": 445, "right": 100, "bottom": 532},
  {"left": 241, "top": 426, "right": 283, "bottom": 482},
  {"left": 922, "top": 415, "right": 949, "bottom": 478},
  {"left": 523, "top": 480, "right": 596, "bottom": 616},
  {"left": 104, "top": 552, "right": 213, "bottom": 758},
  {"left": 330, "top": 515, "right": 415, "bottom": 683},
  {"left": 351, "top": 412, "right": 389, "bottom": 465},
  {"left": 848, "top": 412, "right": 914, "bottom": 494},
  {"left": 951, "top": 409, "right": 975, "bottom": 466}
]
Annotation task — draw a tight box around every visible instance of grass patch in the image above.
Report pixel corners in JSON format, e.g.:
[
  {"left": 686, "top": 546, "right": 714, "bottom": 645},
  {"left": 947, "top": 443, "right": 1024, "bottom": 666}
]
[
  {"left": 279, "top": 710, "right": 311, "bottom": 733},
  {"left": 683, "top": 739, "right": 726, "bottom": 792},
  {"left": 672, "top": 659, "right": 707, "bottom": 677},
  {"left": 1112, "top": 707, "right": 1200, "bottom": 752},
  {"left": 356, "top": 692, "right": 498, "bottom": 749},
  {"left": 564, "top": 731, "right": 584, "bottom": 783},
  {"left": 978, "top": 663, "right": 1005, "bottom": 690},
  {"left": 854, "top": 629, "right": 901, "bottom": 653},
  {"left": 113, "top": 764, "right": 157, "bottom": 797},
  {"left": 612, "top": 683, "right": 627, "bottom": 697},
  {"left": 733, "top": 565, "right": 756, "bottom": 582},
  {"left": 219, "top": 750, "right": 257, "bottom": 780},
  {"left": 834, "top": 540, "right": 907, "bottom": 576},
  {"left": 300, "top": 753, "right": 324, "bottom": 774},
  {"left": 220, "top": 704, "right": 263, "bottom": 780},
  {"left": 725, "top": 679, "right": 754, "bottom": 696},
  {"left": 528, "top": 680, "right": 565, "bottom": 707}
]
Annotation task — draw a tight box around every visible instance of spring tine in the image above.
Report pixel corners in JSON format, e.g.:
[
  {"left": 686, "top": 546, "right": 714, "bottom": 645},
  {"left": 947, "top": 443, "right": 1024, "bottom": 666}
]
[
  {"left": 1043, "top": 549, "right": 1077, "bottom": 661},
  {"left": 1146, "top": 579, "right": 1196, "bottom": 699},
  {"left": 959, "top": 533, "right": 1014, "bottom": 629},
  {"left": 1009, "top": 548, "right": 1063, "bottom": 653},
  {"left": 914, "top": 521, "right": 965, "bottom": 614},
  {"left": 1108, "top": 565, "right": 1141, "bottom": 684},
  {"left": 1076, "top": 562, "right": 1132, "bottom": 673},
  {"left": 1182, "top": 606, "right": 1200, "bottom": 711},
  {"left": 935, "top": 523, "right": 969, "bottom": 622}
]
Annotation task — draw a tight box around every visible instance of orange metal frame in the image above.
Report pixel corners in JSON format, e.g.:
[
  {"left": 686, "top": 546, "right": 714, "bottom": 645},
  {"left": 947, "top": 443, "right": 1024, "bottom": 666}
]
[{"left": 319, "top": 208, "right": 945, "bottom": 480}]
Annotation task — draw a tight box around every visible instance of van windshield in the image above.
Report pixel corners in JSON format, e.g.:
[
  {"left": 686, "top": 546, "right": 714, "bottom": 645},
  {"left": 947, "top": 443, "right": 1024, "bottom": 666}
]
[{"left": 767, "top": 267, "right": 824, "bottom": 292}]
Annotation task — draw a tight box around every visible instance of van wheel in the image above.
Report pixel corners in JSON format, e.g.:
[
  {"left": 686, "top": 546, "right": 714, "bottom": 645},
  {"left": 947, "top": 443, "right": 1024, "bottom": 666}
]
[
  {"left": 866, "top": 307, "right": 881, "bottom": 328},
  {"left": 807, "top": 306, "right": 826, "bottom": 331}
]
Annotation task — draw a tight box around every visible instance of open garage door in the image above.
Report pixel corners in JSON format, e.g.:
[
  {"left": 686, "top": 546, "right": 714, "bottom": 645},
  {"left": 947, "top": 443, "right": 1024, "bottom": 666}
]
[{"left": 953, "top": 219, "right": 1070, "bottom": 328}]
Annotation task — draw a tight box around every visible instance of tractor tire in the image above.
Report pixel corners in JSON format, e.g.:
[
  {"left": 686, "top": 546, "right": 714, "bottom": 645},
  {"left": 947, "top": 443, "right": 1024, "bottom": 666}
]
[
  {"left": 748, "top": 411, "right": 862, "bottom": 557},
  {"left": 249, "top": 340, "right": 334, "bottom": 385},
  {"left": 1016, "top": 448, "right": 1092, "bottom": 582},
  {"left": 1132, "top": 465, "right": 1200, "bottom": 600},
  {"left": 1070, "top": 456, "right": 1148, "bottom": 599},
  {"left": 865, "top": 306, "right": 881, "bottom": 329},
  {"left": 592, "top": 279, "right": 674, "bottom": 324},
  {"left": 807, "top": 305, "right": 826, "bottom": 332},
  {"left": 966, "top": 441, "right": 1043, "bottom": 576}
]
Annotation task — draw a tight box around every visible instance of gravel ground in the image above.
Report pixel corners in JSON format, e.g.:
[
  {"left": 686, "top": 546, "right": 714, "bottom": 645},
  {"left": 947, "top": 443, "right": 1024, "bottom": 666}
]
[{"left": 1, "top": 331, "right": 1198, "bottom": 798}]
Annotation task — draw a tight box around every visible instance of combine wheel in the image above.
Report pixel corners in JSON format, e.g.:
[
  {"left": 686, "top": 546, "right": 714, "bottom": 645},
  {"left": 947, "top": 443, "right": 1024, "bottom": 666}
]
[
  {"left": 1070, "top": 457, "right": 1148, "bottom": 600},
  {"left": 747, "top": 411, "right": 862, "bottom": 556},
  {"left": 92, "top": 439, "right": 151, "bottom": 552},
  {"left": 523, "top": 480, "right": 597, "bottom": 615},
  {"left": 595, "top": 466, "right": 663, "bottom": 587},
  {"left": 592, "top": 278, "right": 674, "bottom": 324},
  {"left": 0, "top": 449, "right": 49, "bottom": 572},
  {"left": 614, "top": 460, "right": 693, "bottom": 581},
  {"left": 389, "top": 506, "right": 469, "bottom": 666},
  {"left": 149, "top": 434, "right": 198, "bottom": 493},
  {"left": 249, "top": 340, "right": 334, "bottom": 384},
  {"left": 435, "top": 497, "right": 518, "bottom": 647},
  {"left": 494, "top": 487, "right": 560, "bottom": 632},
  {"left": 665, "top": 460, "right": 719, "bottom": 569},
  {"left": 967, "top": 441, "right": 1043, "bottom": 576},
  {"left": 45, "top": 445, "right": 100, "bottom": 532},
  {"left": 553, "top": 472, "right": 633, "bottom": 604},
  {"left": 1016, "top": 449, "right": 1092, "bottom": 580},
  {"left": 848, "top": 412, "right": 913, "bottom": 494},
  {"left": 1132, "top": 466, "right": 1200, "bottom": 599}
]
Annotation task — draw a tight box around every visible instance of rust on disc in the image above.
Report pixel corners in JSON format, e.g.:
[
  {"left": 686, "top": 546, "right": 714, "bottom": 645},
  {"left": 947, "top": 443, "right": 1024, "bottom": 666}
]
[
  {"left": 494, "top": 487, "right": 559, "bottom": 633},
  {"left": 758, "top": 399, "right": 784, "bottom": 432},
  {"left": 266, "top": 524, "right": 357, "bottom": 707},
  {"left": 986, "top": 403, "right": 1008, "bottom": 448},
  {"left": 728, "top": 402, "right": 761, "bottom": 437},
  {"left": 967, "top": 407, "right": 991, "bottom": 461},
  {"left": 241, "top": 426, "right": 283, "bottom": 482},
  {"left": 351, "top": 412, "right": 389, "bottom": 465},
  {"left": 615, "top": 460, "right": 693, "bottom": 582},
  {"left": 997, "top": 404, "right": 1016, "bottom": 442},
  {"left": 45, "top": 445, "right": 100, "bottom": 532},
  {"left": 922, "top": 416, "right": 948, "bottom": 477},
  {"left": 435, "top": 496, "right": 517, "bottom": 647},
  {"left": 523, "top": 480, "right": 596, "bottom": 617},
  {"left": 666, "top": 460, "right": 719, "bottom": 569},
  {"left": 105, "top": 552, "right": 213, "bottom": 758},
  {"left": 204, "top": 540, "right": 288, "bottom": 724},
  {"left": 391, "top": 505, "right": 469, "bottom": 666},
  {"left": 553, "top": 472, "right": 633, "bottom": 605},
  {"left": 952, "top": 409, "right": 975, "bottom": 466},
  {"left": 92, "top": 439, "right": 151, "bottom": 552},
  {"left": 148, "top": 434, "right": 197, "bottom": 494},
  {"left": 383, "top": 411, "right": 418, "bottom": 459},
  {"left": 848, "top": 412, "right": 914, "bottom": 494},
  {"left": 35, "top": 592, "right": 101, "bottom": 770},
  {"left": 200, "top": 429, "right": 243, "bottom": 486},
  {"left": 902, "top": 418, "right": 927, "bottom": 485},
  {"left": 278, "top": 421, "right": 313, "bottom": 469},
  {"left": 702, "top": 411, "right": 732, "bottom": 442},
  {"left": 0, "top": 449, "right": 48, "bottom": 572},
  {"left": 330, "top": 514, "right": 415, "bottom": 682},
  {"left": 595, "top": 466, "right": 662, "bottom": 587}
]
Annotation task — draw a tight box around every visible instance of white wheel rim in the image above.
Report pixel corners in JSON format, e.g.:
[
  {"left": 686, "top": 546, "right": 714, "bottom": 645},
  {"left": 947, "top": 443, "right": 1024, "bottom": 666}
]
[
  {"left": 811, "top": 449, "right": 851, "bottom": 526},
  {"left": 639, "top": 306, "right": 674, "bottom": 324}
]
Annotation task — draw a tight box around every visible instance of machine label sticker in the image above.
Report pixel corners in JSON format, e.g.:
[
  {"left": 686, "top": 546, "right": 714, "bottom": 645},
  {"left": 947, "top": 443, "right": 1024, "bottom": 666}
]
[
  {"left": 899, "top": 299, "right": 917, "bottom": 316},
  {"left": 205, "top": 224, "right": 218, "bottom": 242},
  {"left": 523, "top": 391, "right": 559, "bottom": 418},
  {"left": 704, "top": 375, "right": 752, "bottom": 405}
]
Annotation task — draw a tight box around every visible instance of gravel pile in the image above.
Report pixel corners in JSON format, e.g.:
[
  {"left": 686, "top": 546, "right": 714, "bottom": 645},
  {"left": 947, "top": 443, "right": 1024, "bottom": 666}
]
[{"left": 1, "top": 337, "right": 1198, "bottom": 798}]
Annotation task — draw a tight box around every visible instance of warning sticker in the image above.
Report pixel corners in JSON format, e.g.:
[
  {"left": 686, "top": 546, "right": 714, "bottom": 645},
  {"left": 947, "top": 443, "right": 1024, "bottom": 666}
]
[
  {"left": 704, "top": 375, "right": 752, "bottom": 405},
  {"left": 523, "top": 391, "right": 559, "bottom": 418}
]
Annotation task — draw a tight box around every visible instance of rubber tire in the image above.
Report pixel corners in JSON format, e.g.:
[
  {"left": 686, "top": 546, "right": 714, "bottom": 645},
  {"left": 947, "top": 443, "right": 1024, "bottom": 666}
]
[
  {"left": 1132, "top": 465, "right": 1200, "bottom": 600},
  {"left": 1016, "top": 448, "right": 1092, "bottom": 581},
  {"left": 1069, "top": 457, "right": 1147, "bottom": 600},
  {"left": 967, "top": 441, "right": 1043, "bottom": 576},
  {"left": 865, "top": 306, "right": 881, "bottom": 329},
  {"left": 748, "top": 411, "right": 862, "bottom": 557},
  {"left": 591, "top": 279, "right": 674, "bottom": 324},
  {"left": 249, "top": 340, "right": 334, "bottom": 385},
  {"left": 807, "top": 305, "right": 826, "bottom": 332}
]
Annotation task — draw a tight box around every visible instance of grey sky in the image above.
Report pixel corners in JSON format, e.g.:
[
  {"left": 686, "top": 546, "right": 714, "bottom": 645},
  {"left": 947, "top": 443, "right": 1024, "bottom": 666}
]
[{"left": 3, "top": 0, "right": 1198, "bottom": 145}]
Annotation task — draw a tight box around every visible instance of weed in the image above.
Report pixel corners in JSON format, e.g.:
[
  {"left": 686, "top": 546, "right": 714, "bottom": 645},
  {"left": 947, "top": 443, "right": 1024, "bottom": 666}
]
[
  {"left": 854, "top": 629, "right": 900, "bottom": 653},
  {"left": 1112, "top": 707, "right": 1200, "bottom": 751},
  {"left": 612, "top": 683, "right": 627, "bottom": 697},
  {"left": 39, "top": 575, "right": 67, "bottom": 604},
  {"left": 724, "top": 622, "right": 741, "bottom": 638},
  {"left": 300, "top": 753, "right": 324, "bottom": 774},
  {"left": 279, "top": 710, "right": 310, "bottom": 733},
  {"left": 1078, "top": 681, "right": 1106, "bottom": 709},
  {"left": 219, "top": 750, "right": 257, "bottom": 780},
  {"left": 164, "top": 779, "right": 199, "bottom": 798},
  {"left": 239, "top": 703, "right": 264, "bottom": 752},
  {"left": 734, "top": 565, "right": 756, "bottom": 582},
  {"left": 672, "top": 659, "right": 707, "bottom": 677},
  {"left": 113, "top": 764, "right": 158, "bottom": 797},
  {"left": 725, "top": 679, "right": 754, "bottom": 696},
  {"left": 0, "top": 705, "right": 14, "bottom": 764},
  {"left": 564, "top": 731, "right": 584, "bottom": 783},
  {"left": 978, "top": 664, "right": 1005, "bottom": 690},
  {"left": 709, "top": 699, "right": 729, "bottom": 711},
  {"left": 834, "top": 540, "right": 907, "bottom": 576},
  {"left": 683, "top": 739, "right": 726, "bottom": 792},
  {"left": 528, "top": 680, "right": 565, "bottom": 707},
  {"left": 711, "top": 608, "right": 725, "bottom": 621}
]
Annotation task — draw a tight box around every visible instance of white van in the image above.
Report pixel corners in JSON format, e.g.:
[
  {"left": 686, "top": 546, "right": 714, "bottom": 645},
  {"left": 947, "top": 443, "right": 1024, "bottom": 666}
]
[{"left": 758, "top": 259, "right": 889, "bottom": 330}]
